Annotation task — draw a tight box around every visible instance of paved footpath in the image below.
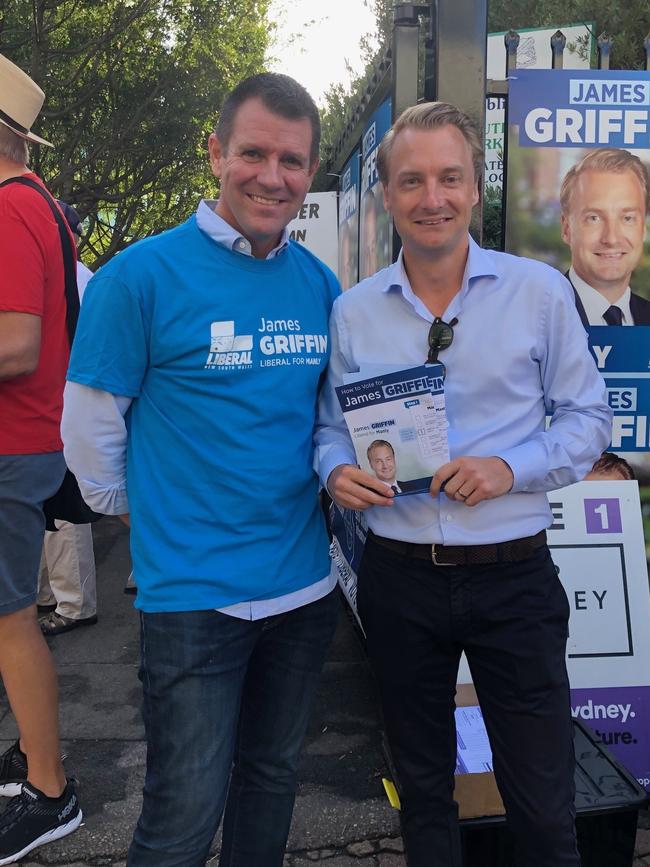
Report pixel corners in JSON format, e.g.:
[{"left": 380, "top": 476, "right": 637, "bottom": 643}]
[{"left": 1, "top": 517, "right": 648, "bottom": 865}]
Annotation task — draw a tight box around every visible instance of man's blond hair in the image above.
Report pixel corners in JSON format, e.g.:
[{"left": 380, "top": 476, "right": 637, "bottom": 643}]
[
  {"left": 377, "top": 101, "right": 483, "bottom": 185},
  {"left": 560, "top": 149, "right": 649, "bottom": 214}
]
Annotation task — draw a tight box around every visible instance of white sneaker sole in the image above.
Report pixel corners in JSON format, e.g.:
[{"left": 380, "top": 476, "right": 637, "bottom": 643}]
[
  {"left": 0, "top": 809, "right": 83, "bottom": 865},
  {"left": 0, "top": 784, "right": 22, "bottom": 798}
]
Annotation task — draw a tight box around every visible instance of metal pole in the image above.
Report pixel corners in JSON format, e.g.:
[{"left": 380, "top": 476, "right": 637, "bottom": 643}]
[
  {"left": 597, "top": 33, "right": 612, "bottom": 70},
  {"left": 551, "top": 30, "right": 566, "bottom": 70},
  {"left": 391, "top": 3, "right": 426, "bottom": 121},
  {"left": 504, "top": 30, "right": 519, "bottom": 75},
  {"left": 435, "top": 0, "right": 488, "bottom": 241},
  {"left": 435, "top": 0, "right": 488, "bottom": 129}
]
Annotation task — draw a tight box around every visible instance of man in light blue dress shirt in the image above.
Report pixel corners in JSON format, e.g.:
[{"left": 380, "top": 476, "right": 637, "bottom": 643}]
[{"left": 316, "top": 102, "right": 611, "bottom": 867}]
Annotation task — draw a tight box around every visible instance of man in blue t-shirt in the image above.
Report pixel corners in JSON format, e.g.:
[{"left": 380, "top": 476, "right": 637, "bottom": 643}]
[{"left": 62, "top": 73, "right": 340, "bottom": 867}]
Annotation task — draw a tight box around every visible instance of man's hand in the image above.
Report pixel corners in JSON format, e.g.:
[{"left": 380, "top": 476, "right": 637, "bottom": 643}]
[
  {"left": 430, "top": 456, "right": 514, "bottom": 507},
  {"left": 327, "top": 464, "right": 395, "bottom": 511},
  {"left": 118, "top": 513, "right": 130, "bottom": 527}
]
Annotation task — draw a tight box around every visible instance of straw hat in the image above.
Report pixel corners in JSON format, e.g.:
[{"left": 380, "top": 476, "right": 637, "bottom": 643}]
[{"left": 0, "top": 52, "right": 53, "bottom": 148}]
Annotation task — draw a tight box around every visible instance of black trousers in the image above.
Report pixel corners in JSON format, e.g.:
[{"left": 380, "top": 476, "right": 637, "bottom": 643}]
[{"left": 357, "top": 537, "right": 579, "bottom": 867}]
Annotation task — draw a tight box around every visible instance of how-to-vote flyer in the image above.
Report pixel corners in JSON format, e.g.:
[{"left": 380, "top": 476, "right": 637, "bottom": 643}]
[{"left": 335, "top": 364, "right": 449, "bottom": 494}]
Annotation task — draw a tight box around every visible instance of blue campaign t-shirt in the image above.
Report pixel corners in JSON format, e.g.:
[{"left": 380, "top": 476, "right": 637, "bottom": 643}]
[{"left": 68, "top": 215, "right": 340, "bottom": 612}]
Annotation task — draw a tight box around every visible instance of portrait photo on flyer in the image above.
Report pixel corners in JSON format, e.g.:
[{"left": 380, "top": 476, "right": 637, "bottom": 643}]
[{"left": 335, "top": 364, "right": 449, "bottom": 494}]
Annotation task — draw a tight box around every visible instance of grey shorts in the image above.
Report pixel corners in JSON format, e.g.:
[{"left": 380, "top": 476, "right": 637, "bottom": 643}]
[{"left": 0, "top": 452, "right": 66, "bottom": 615}]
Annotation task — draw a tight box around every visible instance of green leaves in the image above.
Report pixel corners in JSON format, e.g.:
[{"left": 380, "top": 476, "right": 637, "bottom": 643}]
[
  {"left": 488, "top": 0, "right": 650, "bottom": 71},
  {"left": 1, "top": 0, "right": 270, "bottom": 266}
]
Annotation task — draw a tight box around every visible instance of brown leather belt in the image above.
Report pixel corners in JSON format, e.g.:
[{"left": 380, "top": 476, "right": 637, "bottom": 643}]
[{"left": 367, "top": 529, "right": 547, "bottom": 566}]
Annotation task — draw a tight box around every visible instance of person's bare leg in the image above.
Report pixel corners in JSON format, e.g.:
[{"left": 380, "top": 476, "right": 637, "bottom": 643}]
[{"left": 0, "top": 604, "right": 65, "bottom": 796}]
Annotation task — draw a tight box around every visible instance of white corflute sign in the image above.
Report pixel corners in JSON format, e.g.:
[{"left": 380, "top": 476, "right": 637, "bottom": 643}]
[
  {"left": 331, "top": 481, "right": 650, "bottom": 789},
  {"left": 286, "top": 192, "right": 338, "bottom": 275}
]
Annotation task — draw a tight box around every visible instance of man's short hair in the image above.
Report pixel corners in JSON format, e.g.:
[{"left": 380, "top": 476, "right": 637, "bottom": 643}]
[
  {"left": 377, "top": 101, "right": 484, "bottom": 185},
  {"left": 367, "top": 439, "right": 395, "bottom": 460},
  {"left": 589, "top": 451, "right": 635, "bottom": 480},
  {"left": 0, "top": 124, "right": 29, "bottom": 164},
  {"left": 216, "top": 73, "right": 321, "bottom": 165},
  {"left": 560, "top": 148, "right": 650, "bottom": 214}
]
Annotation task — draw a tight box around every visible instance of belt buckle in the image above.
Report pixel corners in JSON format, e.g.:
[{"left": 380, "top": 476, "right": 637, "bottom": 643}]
[{"left": 431, "top": 544, "right": 453, "bottom": 566}]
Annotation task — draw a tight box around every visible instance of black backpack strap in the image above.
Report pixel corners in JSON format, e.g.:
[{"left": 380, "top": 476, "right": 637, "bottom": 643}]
[{"left": 0, "top": 176, "right": 79, "bottom": 343}]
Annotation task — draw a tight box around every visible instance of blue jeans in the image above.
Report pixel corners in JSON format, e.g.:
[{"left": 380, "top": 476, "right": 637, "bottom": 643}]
[{"left": 127, "top": 589, "right": 339, "bottom": 867}]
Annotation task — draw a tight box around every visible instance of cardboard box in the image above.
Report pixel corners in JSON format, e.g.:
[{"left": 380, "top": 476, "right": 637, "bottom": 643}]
[{"left": 454, "top": 683, "right": 504, "bottom": 820}]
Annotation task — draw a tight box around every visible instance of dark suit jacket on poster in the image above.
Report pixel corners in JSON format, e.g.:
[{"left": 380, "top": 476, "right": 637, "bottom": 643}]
[{"left": 567, "top": 273, "right": 650, "bottom": 326}]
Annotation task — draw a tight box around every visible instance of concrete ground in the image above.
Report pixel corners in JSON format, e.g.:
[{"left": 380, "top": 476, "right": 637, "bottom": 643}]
[{"left": 0, "top": 516, "right": 648, "bottom": 865}]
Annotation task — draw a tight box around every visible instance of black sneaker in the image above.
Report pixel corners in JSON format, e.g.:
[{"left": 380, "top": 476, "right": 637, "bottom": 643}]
[
  {"left": 0, "top": 780, "right": 82, "bottom": 864},
  {"left": 0, "top": 742, "right": 27, "bottom": 798}
]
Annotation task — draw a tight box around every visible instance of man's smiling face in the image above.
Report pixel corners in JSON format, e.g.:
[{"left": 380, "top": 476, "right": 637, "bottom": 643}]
[
  {"left": 368, "top": 445, "right": 396, "bottom": 483},
  {"left": 208, "top": 97, "right": 318, "bottom": 259},
  {"left": 381, "top": 123, "right": 479, "bottom": 261},
  {"left": 561, "top": 168, "right": 647, "bottom": 300}
]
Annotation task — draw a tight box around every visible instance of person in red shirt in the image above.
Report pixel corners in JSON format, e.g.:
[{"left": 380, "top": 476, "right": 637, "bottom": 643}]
[{"left": 0, "top": 52, "right": 81, "bottom": 862}]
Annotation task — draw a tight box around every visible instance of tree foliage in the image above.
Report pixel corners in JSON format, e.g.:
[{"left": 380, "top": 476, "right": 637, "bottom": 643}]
[
  {"left": 488, "top": 0, "right": 650, "bottom": 71},
  {"left": 0, "top": 0, "right": 271, "bottom": 266},
  {"left": 314, "top": 0, "right": 392, "bottom": 191},
  {"left": 318, "top": 0, "right": 650, "bottom": 188}
]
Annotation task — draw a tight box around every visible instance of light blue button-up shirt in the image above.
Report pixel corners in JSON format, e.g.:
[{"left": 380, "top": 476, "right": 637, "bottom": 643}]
[
  {"left": 315, "top": 237, "right": 612, "bottom": 545},
  {"left": 196, "top": 199, "right": 289, "bottom": 257}
]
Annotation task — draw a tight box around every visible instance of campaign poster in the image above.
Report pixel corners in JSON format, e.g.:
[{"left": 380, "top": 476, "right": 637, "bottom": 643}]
[
  {"left": 484, "top": 23, "right": 593, "bottom": 193},
  {"left": 338, "top": 150, "right": 360, "bottom": 290},
  {"left": 329, "top": 502, "right": 367, "bottom": 628},
  {"left": 548, "top": 481, "right": 650, "bottom": 790},
  {"left": 359, "top": 98, "right": 393, "bottom": 280},
  {"left": 287, "top": 192, "right": 338, "bottom": 274},
  {"left": 333, "top": 482, "right": 650, "bottom": 789},
  {"left": 506, "top": 69, "right": 650, "bottom": 478}
]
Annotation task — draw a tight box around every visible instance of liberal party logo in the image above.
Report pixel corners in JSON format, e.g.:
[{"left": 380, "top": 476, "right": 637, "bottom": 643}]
[{"left": 205, "top": 321, "right": 253, "bottom": 371}]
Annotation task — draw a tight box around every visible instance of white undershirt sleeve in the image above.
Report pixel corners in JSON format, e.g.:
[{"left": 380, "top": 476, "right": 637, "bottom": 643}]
[{"left": 61, "top": 381, "right": 132, "bottom": 515}]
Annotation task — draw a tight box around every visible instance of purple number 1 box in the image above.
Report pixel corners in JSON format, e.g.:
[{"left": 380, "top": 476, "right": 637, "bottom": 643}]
[{"left": 584, "top": 499, "right": 623, "bottom": 534}]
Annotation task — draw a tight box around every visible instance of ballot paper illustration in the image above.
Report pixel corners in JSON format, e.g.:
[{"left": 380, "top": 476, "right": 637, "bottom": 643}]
[{"left": 209, "top": 320, "right": 253, "bottom": 353}]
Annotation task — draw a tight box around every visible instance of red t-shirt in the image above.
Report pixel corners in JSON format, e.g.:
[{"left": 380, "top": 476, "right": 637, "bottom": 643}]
[{"left": 0, "top": 173, "right": 73, "bottom": 454}]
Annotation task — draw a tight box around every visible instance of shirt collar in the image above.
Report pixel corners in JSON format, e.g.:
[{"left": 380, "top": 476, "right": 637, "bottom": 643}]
[
  {"left": 569, "top": 267, "right": 633, "bottom": 325},
  {"left": 196, "top": 199, "right": 290, "bottom": 259},
  {"left": 382, "top": 235, "right": 500, "bottom": 318}
]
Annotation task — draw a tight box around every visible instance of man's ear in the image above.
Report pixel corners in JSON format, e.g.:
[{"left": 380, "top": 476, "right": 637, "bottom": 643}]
[
  {"left": 560, "top": 213, "right": 571, "bottom": 245},
  {"left": 382, "top": 182, "right": 391, "bottom": 214},
  {"left": 208, "top": 133, "right": 223, "bottom": 179},
  {"left": 307, "top": 158, "right": 320, "bottom": 188}
]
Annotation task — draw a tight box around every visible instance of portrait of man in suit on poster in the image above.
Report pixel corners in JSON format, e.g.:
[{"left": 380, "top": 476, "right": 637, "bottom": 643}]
[{"left": 560, "top": 148, "right": 650, "bottom": 326}]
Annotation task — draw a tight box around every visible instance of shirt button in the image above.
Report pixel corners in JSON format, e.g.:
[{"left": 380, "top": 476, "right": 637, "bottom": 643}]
[
  {"left": 446, "top": 514, "right": 453, "bottom": 522},
  {"left": 237, "top": 239, "right": 247, "bottom": 249},
  {"left": 523, "top": 486, "right": 529, "bottom": 491}
]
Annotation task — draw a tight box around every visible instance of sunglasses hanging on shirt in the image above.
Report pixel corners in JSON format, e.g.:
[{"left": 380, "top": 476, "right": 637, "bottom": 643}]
[{"left": 426, "top": 317, "right": 457, "bottom": 379}]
